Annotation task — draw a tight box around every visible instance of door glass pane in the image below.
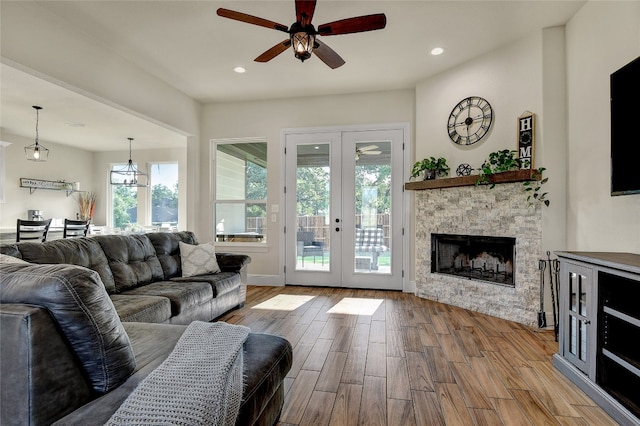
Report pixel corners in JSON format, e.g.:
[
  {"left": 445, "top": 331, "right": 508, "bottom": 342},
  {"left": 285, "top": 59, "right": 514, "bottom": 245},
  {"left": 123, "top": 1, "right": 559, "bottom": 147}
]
[
  {"left": 579, "top": 275, "right": 587, "bottom": 317},
  {"left": 296, "top": 144, "right": 330, "bottom": 271},
  {"left": 354, "top": 141, "right": 390, "bottom": 274},
  {"left": 570, "top": 316, "right": 577, "bottom": 355},
  {"left": 580, "top": 320, "right": 587, "bottom": 361},
  {"left": 570, "top": 273, "right": 577, "bottom": 312}
]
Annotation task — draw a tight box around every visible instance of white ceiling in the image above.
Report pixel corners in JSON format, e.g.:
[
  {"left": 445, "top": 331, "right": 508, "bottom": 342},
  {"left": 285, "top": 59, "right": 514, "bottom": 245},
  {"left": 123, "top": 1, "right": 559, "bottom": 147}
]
[{"left": 0, "top": 0, "right": 586, "bottom": 151}]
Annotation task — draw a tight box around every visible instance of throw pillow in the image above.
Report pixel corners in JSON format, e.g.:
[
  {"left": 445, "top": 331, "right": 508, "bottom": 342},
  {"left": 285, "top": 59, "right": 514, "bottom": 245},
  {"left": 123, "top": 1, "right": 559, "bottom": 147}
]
[{"left": 179, "top": 241, "right": 221, "bottom": 278}]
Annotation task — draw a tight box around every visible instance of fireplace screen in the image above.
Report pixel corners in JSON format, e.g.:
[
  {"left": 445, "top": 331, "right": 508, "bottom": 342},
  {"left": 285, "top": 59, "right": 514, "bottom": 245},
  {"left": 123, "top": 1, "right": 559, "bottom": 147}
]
[{"left": 431, "top": 234, "right": 516, "bottom": 286}]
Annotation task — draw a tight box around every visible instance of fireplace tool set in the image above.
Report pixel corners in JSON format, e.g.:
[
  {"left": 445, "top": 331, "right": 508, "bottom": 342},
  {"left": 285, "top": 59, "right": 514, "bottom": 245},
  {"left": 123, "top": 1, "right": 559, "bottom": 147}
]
[{"left": 538, "top": 251, "right": 560, "bottom": 340}]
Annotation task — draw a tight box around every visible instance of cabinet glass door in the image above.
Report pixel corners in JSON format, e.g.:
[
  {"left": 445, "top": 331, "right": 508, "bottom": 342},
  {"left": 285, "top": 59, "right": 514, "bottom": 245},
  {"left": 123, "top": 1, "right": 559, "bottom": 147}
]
[{"left": 566, "top": 266, "right": 592, "bottom": 374}]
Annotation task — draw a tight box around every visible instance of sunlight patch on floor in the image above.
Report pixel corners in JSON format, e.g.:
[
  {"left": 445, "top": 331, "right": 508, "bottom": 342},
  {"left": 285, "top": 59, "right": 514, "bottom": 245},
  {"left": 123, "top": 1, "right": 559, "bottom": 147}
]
[
  {"left": 326, "top": 298, "right": 384, "bottom": 316},
  {"left": 251, "top": 294, "right": 316, "bottom": 311}
]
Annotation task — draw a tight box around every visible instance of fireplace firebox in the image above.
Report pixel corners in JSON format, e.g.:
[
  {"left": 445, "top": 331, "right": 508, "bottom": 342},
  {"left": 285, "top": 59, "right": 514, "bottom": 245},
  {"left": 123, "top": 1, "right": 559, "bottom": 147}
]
[{"left": 431, "top": 234, "right": 516, "bottom": 286}]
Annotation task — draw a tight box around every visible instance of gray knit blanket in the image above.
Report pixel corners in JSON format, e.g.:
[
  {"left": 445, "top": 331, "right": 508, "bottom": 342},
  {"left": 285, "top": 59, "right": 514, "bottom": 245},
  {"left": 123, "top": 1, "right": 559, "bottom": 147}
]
[{"left": 106, "top": 321, "right": 250, "bottom": 426}]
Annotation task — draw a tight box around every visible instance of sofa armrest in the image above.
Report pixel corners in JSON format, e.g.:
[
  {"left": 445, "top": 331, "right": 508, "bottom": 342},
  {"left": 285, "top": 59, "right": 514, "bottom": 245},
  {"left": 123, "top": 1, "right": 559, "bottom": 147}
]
[
  {"left": 1, "top": 304, "right": 92, "bottom": 425},
  {"left": 215, "top": 253, "right": 251, "bottom": 272}
]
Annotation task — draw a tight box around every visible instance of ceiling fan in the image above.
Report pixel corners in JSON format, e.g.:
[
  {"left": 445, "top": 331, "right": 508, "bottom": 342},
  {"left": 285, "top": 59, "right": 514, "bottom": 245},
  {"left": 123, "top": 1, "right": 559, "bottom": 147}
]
[
  {"left": 355, "top": 144, "right": 382, "bottom": 160},
  {"left": 217, "top": 0, "right": 386, "bottom": 69}
]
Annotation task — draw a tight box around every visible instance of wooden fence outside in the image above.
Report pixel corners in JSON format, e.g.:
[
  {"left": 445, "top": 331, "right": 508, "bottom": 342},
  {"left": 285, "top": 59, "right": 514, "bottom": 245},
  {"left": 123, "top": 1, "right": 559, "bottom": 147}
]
[{"left": 245, "top": 214, "right": 391, "bottom": 247}]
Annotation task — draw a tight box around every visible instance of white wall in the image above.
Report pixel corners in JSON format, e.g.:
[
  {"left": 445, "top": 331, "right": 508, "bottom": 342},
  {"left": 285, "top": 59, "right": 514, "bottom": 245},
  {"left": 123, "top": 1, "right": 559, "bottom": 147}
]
[
  {"left": 0, "top": 132, "right": 188, "bottom": 232},
  {"left": 414, "top": 28, "right": 567, "bottom": 258},
  {"left": 1, "top": 1, "right": 202, "bottom": 233},
  {"left": 202, "top": 90, "right": 415, "bottom": 277},
  {"left": 565, "top": 1, "right": 640, "bottom": 252},
  {"left": 0, "top": 132, "right": 95, "bottom": 227}
]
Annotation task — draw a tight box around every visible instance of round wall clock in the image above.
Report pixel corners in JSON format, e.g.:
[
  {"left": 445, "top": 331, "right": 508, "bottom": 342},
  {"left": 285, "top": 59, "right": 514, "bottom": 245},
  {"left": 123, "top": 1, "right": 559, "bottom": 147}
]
[{"left": 447, "top": 96, "right": 493, "bottom": 146}]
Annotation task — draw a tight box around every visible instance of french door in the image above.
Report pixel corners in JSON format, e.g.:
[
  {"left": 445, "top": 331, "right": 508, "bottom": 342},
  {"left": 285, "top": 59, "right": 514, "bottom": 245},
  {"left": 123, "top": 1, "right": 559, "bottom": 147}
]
[{"left": 284, "top": 127, "right": 405, "bottom": 290}]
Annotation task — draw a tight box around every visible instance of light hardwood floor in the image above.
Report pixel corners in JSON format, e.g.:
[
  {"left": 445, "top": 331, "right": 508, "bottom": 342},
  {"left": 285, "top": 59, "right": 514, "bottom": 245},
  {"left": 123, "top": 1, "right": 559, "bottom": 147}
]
[{"left": 219, "top": 285, "right": 619, "bottom": 426}]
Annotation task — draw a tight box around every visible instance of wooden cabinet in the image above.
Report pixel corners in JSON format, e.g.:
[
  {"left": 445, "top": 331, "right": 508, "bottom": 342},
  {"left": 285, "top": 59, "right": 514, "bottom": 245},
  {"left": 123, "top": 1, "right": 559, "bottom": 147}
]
[{"left": 554, "top": 252, "right": 640, "bottom": 426}]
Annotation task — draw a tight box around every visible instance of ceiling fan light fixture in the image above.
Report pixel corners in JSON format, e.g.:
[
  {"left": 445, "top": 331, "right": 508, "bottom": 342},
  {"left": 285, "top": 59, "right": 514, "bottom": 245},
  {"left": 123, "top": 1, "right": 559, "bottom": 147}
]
[
  {"left": 25, "top": 105, "right": 49, "bottom": 162},
  {"left": 291, "top": 30, "right": 315, "bottom": 62}
]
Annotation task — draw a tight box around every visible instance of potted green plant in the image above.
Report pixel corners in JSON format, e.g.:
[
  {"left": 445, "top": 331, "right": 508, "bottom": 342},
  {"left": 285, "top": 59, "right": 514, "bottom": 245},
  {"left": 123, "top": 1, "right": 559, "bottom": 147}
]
[
  {"left": 411, "top": 157, "right": 450, "bottom": 180},
  {"left": 476, "top": 149, "right": 521, "bottom": 187}
]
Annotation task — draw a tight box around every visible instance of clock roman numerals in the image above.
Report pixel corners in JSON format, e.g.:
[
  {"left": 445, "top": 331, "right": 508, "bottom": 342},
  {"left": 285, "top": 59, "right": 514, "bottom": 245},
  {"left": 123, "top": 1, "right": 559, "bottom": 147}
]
[{"left": 447, "top": 96, "right": 493, "bottom": 146}]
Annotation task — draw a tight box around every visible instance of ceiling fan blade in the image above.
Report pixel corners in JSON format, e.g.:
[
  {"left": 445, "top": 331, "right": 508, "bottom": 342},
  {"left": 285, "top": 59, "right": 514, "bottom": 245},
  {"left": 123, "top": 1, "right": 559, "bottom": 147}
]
[
  {"left": 313, "top": 40, "right": 345, "bottom": 69},
  {"left": 318, "top": 14, "right": 387, "bottom": 36},
  {"left": 217, "top": 8, "right": 289, "bottom": 33},
  {"left": 255, "top": 40, "right": 292, "bottom": 62},
  {"left": 295, "top": 0, "right": 317, "bottom": 26},
  {"left": 360, "top": 145, "right": 379, "bottom": 151},
  {"left": 363, "top": 151, "right": 382, "bottom": 155}
]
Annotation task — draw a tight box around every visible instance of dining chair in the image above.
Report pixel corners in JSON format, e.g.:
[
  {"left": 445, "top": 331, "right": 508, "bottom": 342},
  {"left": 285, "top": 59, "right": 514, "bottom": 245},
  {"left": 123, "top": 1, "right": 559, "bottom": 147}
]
[
  {"left": 63, "top": 219, "right": 90, "bottom": 238},
  {"left": 16, "top": 218, "right": 52, "bottom": 242}
]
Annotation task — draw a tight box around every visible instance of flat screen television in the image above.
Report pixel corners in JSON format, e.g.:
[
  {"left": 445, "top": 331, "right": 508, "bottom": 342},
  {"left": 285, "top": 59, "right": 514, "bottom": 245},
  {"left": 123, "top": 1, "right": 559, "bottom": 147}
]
[{"left": 610, "top": 56, "right": 640, "bottom": 196}]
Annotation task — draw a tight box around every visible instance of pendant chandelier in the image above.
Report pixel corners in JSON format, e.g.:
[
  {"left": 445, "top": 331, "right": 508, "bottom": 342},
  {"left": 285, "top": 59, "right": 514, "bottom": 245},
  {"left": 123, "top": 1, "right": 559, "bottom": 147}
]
[
  {"left": 109, "top": 137, "right": 148, "bottom": 187},
  {"left": 25, "top": 105, "right": 49, "bottom": 161}
]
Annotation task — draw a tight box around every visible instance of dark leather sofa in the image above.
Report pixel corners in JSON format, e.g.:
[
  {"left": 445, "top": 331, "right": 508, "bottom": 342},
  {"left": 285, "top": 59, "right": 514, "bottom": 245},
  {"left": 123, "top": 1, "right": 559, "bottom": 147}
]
[
  {"left": 0, "top": 232, "right": 293, "bottom": 425},
  {"left": 0, "top": 231, "right": 248, "bottom": 324}
]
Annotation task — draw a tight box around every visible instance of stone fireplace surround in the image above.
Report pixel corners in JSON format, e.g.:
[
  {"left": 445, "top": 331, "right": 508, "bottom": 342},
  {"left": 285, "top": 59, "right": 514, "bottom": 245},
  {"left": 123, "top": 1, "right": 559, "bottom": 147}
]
[{"left": 414, "top": 181, "right": 542, "bottom": 326}]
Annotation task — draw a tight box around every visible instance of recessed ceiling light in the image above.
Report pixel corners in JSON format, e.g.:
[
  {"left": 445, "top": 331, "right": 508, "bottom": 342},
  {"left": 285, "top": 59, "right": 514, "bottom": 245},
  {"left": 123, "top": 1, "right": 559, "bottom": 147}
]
[
  {"left": 234, "top": 66, "right": 246, "bottom": 73},
  {"left": 431, "top": 47, "right": 444, "bottom": 56},
  {"left": 314, "top": 146, "right": 320, "bottom": 150}
]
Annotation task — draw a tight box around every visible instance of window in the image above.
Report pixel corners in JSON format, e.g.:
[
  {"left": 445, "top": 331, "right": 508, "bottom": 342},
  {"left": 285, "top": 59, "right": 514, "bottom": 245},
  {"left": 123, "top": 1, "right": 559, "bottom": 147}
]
[
  {"left": 150, "top": 163, "right": 179, "bottom": 229},
  {"left": 110, "top": 163, "right": 139, "bottom": 229},
  {"left": 214, "top": 140, "right": 267, "bottom": 243}
]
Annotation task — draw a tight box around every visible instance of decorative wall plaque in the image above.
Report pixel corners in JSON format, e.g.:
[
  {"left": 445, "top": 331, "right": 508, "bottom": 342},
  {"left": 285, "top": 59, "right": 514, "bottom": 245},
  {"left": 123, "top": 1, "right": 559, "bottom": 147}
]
[
  {"left": 517, "top": 111, "right": 535, "bottom": 170},
  {"left": 20, "top": 178, "right": 74, "bottom": 194}
]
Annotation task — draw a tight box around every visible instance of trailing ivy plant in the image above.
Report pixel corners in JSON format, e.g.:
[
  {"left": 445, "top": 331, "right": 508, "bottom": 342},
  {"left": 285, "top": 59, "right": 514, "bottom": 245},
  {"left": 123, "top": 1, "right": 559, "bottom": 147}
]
[
  {"left": 523, "top": 168, "right": 550, "bottom": 207},
  {"left": 476, "top": 149, "right": 550, "bottom": 207}
]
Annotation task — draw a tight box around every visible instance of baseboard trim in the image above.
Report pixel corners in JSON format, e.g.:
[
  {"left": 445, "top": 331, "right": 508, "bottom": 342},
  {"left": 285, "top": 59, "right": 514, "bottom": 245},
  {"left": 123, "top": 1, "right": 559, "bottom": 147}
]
[{"left": 247, "top": 274, "right": 284, "bottom": 286}]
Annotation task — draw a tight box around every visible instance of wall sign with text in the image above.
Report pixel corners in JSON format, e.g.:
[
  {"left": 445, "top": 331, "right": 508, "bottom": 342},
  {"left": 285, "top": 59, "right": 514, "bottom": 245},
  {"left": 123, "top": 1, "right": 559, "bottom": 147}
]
[
  {"left": 20, "top": 178, "right": 74, "bottom": 194},
  {"left": 517, "top": 111, "right": 535, "bottom": 170}
]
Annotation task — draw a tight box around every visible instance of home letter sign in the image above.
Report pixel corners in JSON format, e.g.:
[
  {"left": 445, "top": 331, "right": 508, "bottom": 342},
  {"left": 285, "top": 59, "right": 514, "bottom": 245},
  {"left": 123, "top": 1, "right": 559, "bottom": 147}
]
[{"left": 517, "top": 111, "right": 535, "bottom": 170}]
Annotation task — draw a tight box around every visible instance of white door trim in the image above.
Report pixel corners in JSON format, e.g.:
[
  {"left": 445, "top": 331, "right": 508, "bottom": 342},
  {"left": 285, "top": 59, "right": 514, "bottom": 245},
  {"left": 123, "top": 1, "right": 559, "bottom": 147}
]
[{"left": 279, "top": 122, "right": 411, "bottom": 291}]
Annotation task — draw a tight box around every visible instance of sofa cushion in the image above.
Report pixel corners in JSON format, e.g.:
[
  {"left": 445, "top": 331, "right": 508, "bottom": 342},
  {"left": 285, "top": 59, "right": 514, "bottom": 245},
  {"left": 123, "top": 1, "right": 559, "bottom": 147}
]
[
  {"left": 94, "top": 235, "right": 164, "bottom": 293},
  {"left": 0, "top": 244, "right": 22, "bottom": 259},
  {"left": 0, "top": 253, "right": 29, "bottom": 264},
  {"left": 110, "top": 294, "right": 172, "bottom": 323},
  {"left": 5, "top": 238, "right": 118, "bottom": 293},
  {"left": 179, "top": 241, "right": 221, "bottom": 277},
  {"left": 147, "top": 231, "right": 198, "bottom": 279},
  {"left": 121, "top": 281, "right": 213, "bottom": 316},
  {"left": 0, "top": 263, "right": 135, "bottom": 394},
  {"left": 171, "top": 271, "right": 240, "bottom": 298}
]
